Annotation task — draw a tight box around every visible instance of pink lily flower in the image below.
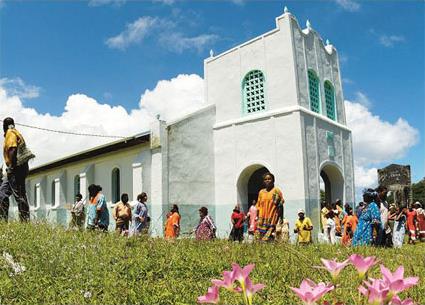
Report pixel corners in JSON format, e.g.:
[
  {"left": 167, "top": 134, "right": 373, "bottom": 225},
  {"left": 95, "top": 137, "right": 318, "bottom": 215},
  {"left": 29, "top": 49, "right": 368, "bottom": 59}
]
[
  {"left": 197, "top": 285, "right": 219, "bottom": 304},
  {"left": 211, "top": 270, "right": 236, "bottom": 291},
  {"left": 318, "top": 258, "right": 350, "bottom": 281},
  {"left": 390, "top": 296, "right": 415, "bottom": 305},
  {"left": 359, "top": 278, "right": 389, "bottom": 305},
  {"left": 245, "top": 277, "right": 265, "bottom": 305},
  {"left": 232, "top": 263, "right": 255, "bottom": 285},
  {"left": 349, "top": 254, "right": 378, "bottom": 279},
  {"left": 290, "top": 279, "right": 334, "bottom": 305},
  {"left": 380, "top": 265, "right": 419, "bottom": 294}
]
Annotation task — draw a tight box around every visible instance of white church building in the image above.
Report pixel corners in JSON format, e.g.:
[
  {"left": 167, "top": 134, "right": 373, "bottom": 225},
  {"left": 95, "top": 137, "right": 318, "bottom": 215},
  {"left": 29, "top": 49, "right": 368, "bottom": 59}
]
[{"left": 19, "top": 9, "right": 355, "bottom": 237}]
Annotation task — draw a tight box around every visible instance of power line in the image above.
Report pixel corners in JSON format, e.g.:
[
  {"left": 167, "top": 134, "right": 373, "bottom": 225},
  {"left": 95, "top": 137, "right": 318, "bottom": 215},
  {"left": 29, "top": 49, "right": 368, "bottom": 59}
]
[{"left": 0, "top": 120, "right": 127, "bottom": 139}]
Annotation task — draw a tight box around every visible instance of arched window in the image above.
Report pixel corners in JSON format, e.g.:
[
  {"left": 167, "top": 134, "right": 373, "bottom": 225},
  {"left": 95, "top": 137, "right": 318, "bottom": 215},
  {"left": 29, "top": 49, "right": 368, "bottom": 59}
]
[
  {"left": 51, "top": 180, "right": 56, "bottom": 206},
  {"left": 308, "top": 70, "right": 320, "bottom": 113},
  {"left": 324, "top": 81, "right": 336, "bottom": 120},
  {"left": 74, "top": 175, "right": 80, "bottom": 197},
  {"left": 111, "top": 168, "right": 120, "bottom": 203},
  {"left": 242, "top": 70, "right": 266, "bottom": 114}
]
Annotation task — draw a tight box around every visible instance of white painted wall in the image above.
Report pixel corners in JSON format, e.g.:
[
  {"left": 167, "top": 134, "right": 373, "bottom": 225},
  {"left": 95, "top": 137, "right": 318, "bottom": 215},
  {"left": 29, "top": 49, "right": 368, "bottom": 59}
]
[
  {"left": 213, "top": 111, "right": 306, "bottom": 236},
  {"left": 205, "top": 14, "right": 298, "bottom": 125},
  {"left": 24, "top": 144, "right": 152, "bottom": 228},
  {"left": 167, "top": 106, "right": 216, "bottom": 233}
]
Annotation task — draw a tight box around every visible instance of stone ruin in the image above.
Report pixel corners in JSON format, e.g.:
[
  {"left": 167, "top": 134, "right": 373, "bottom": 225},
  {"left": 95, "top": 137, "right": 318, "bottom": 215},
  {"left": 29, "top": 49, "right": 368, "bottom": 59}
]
[{"left": 377, "top": 164, "right": 412, "bottom": 207}]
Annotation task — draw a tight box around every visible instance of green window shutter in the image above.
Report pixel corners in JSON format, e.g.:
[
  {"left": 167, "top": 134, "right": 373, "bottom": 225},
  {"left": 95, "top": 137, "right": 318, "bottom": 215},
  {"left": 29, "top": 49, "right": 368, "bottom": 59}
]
[
  {"left": 308, "top": 70, "right": 320, "bottom": 113},
  {"left": 324, "top": 81, "right": 336, "bottom": 120},
  {"left": 51, "top": 181, "right": 55, "bottom": 206},
  {"left": 111, "top": 168, "right": 120, "bottom": 204},
  {"left": 74, "top": 175, "right": 80, "bottom": 196},
  {"left": 242, "top": 70, "right": 266, "bottom": 115}
]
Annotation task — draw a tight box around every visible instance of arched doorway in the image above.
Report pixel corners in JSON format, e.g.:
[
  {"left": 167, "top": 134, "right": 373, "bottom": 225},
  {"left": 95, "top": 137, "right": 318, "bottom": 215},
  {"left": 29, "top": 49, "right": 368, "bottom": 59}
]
[
  {"left": 320, "top": 163, "right": 344, "bottom": 205},
  {"left": 237, "top": 164, "right": 270, "bottom": 212}
]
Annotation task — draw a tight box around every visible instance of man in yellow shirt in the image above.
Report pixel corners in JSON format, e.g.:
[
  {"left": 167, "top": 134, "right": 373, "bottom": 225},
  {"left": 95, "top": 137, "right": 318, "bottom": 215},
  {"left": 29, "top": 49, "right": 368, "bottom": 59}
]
[
  {"left": 294, "top": 209, "right": 313, "bottom": 244},
  {"left": 0, "top": 117, "right": 31, "bottom": 221}
]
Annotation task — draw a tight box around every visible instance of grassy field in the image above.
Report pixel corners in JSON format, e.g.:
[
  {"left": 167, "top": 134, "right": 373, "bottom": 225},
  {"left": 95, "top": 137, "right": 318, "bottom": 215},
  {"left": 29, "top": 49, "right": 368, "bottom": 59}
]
[{"left": 0, "top": 222, "right": 424, "bottom": 305}]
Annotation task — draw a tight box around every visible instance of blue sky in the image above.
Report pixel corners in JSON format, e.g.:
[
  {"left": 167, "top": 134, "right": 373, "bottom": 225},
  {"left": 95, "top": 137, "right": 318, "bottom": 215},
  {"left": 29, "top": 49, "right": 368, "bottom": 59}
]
[{"left": 0, "top": 0, "right": 424, "bottom": 185}]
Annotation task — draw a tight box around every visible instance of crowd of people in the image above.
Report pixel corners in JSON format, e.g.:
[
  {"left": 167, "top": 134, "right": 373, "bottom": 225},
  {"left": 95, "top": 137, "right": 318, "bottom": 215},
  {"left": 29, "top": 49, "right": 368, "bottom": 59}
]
[
  {"left": 320, "top": 186, "right": 425, "bottom": 248},
  {"left": 1, "top": 117, "right": 424, "bottom": 248}
]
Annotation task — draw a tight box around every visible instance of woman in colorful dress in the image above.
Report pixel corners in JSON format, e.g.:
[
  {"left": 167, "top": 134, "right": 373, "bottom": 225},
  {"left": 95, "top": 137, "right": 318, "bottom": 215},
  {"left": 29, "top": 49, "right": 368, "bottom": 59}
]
[
  {"left": 415, "top": 202, "right": 425, "bottom": 242},
  {"left": 341, "top": 206, "right": 358, "bottom": 246},
  {"left": 86, "top": 184, "right": 109, "bottom": 232},
  {"left": 255, "top": 172, "right": 284, "bottom": 242},
  {"left": 165, "top": 204, "right": 181, "bottom": 239},
  {"left": 195, "top": 207, "right": 216, "bottom": 240},
  {"left": 406, "top": 206, "right": 417, "bottom": 244},
  {"left": 352, "top": 189, "right": 381, "bottom": 246},
  {"left": 393, "top": 206, "right": 407, "bottom": 248}
]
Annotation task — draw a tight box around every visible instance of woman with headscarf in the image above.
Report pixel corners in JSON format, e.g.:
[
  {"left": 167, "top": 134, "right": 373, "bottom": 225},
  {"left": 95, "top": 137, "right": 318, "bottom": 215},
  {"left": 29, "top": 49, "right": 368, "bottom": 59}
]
[
  {"left": 255, "top": 172, "right": 284, "bottom": 242},
  {"left": 352, "top": 189, "right": 381, "bottom": 246},
  {"left": 195, "top": 207, "right": 216, "bottom": 240},
  {"left": 165, "top": 204, "right": 181, "bottom": 239},
  {"left": 86, "top": 184, "right": 109, "bottom": 231}
]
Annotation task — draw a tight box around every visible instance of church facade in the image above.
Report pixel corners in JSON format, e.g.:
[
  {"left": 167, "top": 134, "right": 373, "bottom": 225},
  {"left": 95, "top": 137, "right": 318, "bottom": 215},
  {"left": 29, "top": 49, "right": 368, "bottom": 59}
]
[{"left": 17, "top": 9, "right": 354, "bottom": 237}]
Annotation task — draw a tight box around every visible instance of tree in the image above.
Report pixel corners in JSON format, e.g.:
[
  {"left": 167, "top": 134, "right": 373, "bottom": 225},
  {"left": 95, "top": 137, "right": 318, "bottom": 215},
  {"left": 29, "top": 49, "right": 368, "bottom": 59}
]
[
  {"left": 320, "top": 189, "right": 325, "bottom": 203},
  {"left": 412, "top": 178, "right": 425, "bottom": 204}
]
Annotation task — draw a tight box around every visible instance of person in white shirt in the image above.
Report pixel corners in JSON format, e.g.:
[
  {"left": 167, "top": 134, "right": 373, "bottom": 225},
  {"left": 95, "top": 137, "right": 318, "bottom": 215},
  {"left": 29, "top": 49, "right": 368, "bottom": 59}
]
[
  {"left": 70, "top": 193, "right": 85, "bottom": 229},
  {"left": 325, "top": 210, "right": 336, "bottom": 245}
]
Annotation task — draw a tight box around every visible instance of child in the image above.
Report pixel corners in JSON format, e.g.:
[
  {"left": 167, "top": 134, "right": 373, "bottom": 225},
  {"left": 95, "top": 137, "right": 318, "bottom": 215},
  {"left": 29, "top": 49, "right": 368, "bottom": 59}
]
[
  {"left": 275, "top": 218, "right": 290, "bottom": 243},
  {"left": 393, "top": 206, "right": 407, "bottom": 248},
  {"left": 325, "top": 210, "right": 336, "bottom": 245}
]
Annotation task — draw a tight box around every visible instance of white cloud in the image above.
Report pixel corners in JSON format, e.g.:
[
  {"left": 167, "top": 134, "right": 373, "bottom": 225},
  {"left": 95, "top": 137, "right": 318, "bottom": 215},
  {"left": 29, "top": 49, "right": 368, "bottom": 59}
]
[
  {"left": 342, "top": 78, "right": 354, "bottom": 85},
  {"left": 346, "top": 100, "right": 418, "bottom": 166},
  {"left": 88, "top": 0, "right": 126, "bottom": 7},
  {"left": 152, "top": 0, "right": 175, "bottom": 5},
  {"left": 379, "top": 35, "right": 405, "bottom": 47},
  {"left": 354, "top": 165, "right": 378, "bottom": 191},
  {"left": 159, "top": 33, "right": 219, "bottom": 54},
  {"left": 345, "top": 99, "right": 419, "bottom": 193},
  {"left": 0, "top": 78, "right": 41, "bottom": 99},
  {"left": 0, "top": 74, "right": 206, "bottom": 167},
  {"left": 333, "top": 0, "right": 360, "bottom": 12},
  {"left": 139, "top": 74, "right": 205, "bottom": 122},
  {"left": 352, "top": 91, "right": 371, "bottom": 108},
  {"left": 106, "top": 15, "right": 218, "bottom": 54},
  {"left": 106, "top": 17, "right": 173, "bottom": 50}
]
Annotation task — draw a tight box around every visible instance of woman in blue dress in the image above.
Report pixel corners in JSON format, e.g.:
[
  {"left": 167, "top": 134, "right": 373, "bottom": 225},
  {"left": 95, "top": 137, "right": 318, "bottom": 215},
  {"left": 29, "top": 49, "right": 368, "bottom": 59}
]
[{"left": 352, "top": 189, "right": 381, "bottom": 246}]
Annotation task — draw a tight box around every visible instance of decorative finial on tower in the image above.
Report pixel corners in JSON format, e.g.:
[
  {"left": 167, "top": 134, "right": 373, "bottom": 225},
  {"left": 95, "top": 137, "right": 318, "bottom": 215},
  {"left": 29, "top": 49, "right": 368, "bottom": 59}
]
[
  {"left": 284, "top": 6, "right": 289, "bottom": 14},
  {"left": 209, "top": 49, "right": 214, "bottom": 58},
  {"left": 326, "top": 39, "right": 330, "bottom": 46},
  {"left": 306, "top": 19, "right": 312, "bottom": 30},
  {"left": 156, "top": 114, "right": 161, "bottom": 120}
]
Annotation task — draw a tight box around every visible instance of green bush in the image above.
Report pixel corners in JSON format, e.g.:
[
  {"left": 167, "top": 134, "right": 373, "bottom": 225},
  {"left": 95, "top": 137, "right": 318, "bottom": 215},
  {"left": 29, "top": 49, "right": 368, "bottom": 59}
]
[{"left": 0, "top": 222, "right": 424, "bottom": 304}]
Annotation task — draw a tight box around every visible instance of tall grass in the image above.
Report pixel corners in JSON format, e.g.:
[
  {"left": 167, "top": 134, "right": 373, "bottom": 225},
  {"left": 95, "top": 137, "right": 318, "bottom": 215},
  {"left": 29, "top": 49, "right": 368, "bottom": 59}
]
[{"left": 0, "top": 222, "right": 423, "bottom": 304}]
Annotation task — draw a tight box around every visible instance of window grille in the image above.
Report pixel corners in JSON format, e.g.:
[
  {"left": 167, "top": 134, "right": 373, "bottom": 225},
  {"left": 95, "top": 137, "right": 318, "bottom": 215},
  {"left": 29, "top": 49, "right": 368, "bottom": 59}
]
[
  {"left": 242, "top": 70, "right": 266, "bottom": 114},
  {"left": 324, "top": 81, "right": 336, "bottom": 120},
  {"left": 308, "top": 70, "right": 320, "bottom": 113}
]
